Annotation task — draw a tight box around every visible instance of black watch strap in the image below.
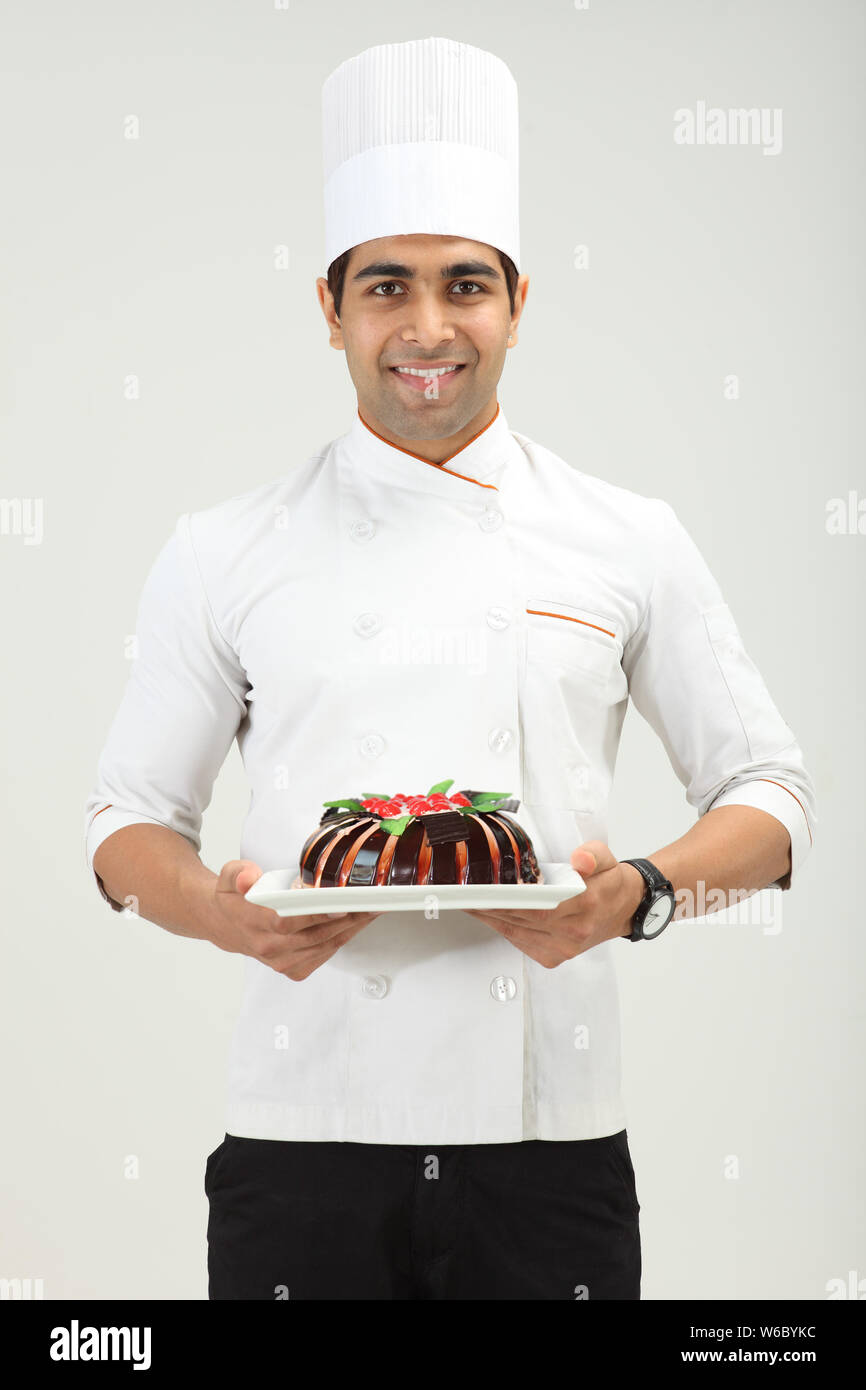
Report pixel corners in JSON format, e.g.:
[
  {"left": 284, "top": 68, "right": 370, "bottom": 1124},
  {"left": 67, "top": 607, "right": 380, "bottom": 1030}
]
[{"left": 620, "top": 857, "right": 676, "bottom": 941}]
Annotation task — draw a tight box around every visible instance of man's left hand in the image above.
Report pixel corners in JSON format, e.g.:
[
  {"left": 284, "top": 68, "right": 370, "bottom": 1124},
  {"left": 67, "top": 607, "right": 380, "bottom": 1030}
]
[{"left": 463, "top": 841, "right": 646, "bottom": 967}]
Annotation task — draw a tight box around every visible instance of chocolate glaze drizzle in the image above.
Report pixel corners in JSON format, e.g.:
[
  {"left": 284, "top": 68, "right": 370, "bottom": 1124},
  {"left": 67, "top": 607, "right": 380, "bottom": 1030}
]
[{"left": 298, "top": 808, "right": 542, "bottom": 889}]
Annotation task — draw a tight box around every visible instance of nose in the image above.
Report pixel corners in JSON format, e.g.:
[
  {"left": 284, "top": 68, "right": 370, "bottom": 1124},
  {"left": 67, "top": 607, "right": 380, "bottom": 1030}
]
[{"left": 400, "top": 291, "right": 457, "bottom": 350}]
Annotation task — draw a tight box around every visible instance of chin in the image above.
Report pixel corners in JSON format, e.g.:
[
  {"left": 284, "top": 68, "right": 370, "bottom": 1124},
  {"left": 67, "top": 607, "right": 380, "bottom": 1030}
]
[
  {"left": 368, "top": 390, "right": 453, "bottom": 435},
  {"left": 392, "top": 406, "right": 466, "bottom": 440}
]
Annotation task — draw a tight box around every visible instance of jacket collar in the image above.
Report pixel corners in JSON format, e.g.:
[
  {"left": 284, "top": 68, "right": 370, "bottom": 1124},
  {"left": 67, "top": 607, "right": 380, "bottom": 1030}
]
[{"left": 344, "top": 402, "right": 513, "bottom": 494}]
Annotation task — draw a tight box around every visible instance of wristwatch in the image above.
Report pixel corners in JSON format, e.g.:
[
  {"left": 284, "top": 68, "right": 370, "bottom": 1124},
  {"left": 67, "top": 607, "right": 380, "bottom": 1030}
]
[{"left": 620, "top": 858, "right": 677, "bottom": 941}]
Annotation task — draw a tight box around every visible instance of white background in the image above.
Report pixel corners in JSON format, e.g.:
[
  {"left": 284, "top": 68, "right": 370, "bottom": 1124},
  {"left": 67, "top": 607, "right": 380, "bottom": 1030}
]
[{"left": 1, "top": 0, "right": 862, "bottom": 1299}]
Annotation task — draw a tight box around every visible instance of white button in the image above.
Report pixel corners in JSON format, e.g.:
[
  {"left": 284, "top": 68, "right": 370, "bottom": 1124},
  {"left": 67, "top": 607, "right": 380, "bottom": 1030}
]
[
  {"left": 486, "top": 606, "right": 511, "bottom": 630},
  {"left": 488, "top": 727, "right": 513, "bottom": 752},
  {"left": 359, "top": 732, "right": 385, "bottom": 758},
  {"left": 490, "top": 975, "right": 517, "bottom": 1002},
  {"left": 478, "top": 507, "right": 504, "bottom": 533},
  {"left": 350, "top": 519, "right": 376, "bottom": 542},
  {"left": 353, "top": 612, "right": 382, "bottom": 638},
  {"left": 361, "top": 974, "right": 389, "bottom": 1000}
]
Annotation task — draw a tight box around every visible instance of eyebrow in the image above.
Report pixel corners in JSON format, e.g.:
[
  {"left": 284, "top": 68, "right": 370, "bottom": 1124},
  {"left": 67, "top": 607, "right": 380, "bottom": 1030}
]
[{"left": 351, "top": 259, "right": 503, "bottom": 284}]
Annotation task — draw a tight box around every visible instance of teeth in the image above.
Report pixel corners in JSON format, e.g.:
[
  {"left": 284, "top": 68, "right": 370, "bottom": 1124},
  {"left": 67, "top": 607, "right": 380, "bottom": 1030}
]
[{"left": 393, "top": 365, "right": 461, "bottom": 376}]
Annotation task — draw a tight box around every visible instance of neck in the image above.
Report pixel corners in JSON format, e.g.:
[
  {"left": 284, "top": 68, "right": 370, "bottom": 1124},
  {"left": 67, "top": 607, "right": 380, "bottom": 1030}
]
[{"left": 356, "top": 397, "right": 499, "bottom": 465}]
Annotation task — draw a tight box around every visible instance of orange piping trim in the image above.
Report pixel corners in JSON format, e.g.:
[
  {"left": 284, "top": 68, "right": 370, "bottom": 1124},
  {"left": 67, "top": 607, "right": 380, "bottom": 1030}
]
[
  {"left": 93, "top": 804, "right": 112, "bottom": 819},
  {"left": 526, "top": 608, "right": 616, "bottom": 639},
  {"left": 756, "top": 778, "right": 813, "bottom": 847},
  {"left": 357, "top": 405, "right": 500, "bottom": 490}
]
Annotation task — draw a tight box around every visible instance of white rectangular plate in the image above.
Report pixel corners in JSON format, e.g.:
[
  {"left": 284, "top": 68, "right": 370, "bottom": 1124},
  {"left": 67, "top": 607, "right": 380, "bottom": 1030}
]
[{"left": 245, "top": 861, "right": 585, "bottom": 917}]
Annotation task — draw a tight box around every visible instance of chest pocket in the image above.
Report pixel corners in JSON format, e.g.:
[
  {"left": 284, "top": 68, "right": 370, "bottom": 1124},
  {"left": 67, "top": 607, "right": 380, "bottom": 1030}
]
[
  {"left": 526, "top": 603, "right": 621, "bottom": 679},
  {"left": 521, "top": 600, "right": 626, "bottom": 811}
]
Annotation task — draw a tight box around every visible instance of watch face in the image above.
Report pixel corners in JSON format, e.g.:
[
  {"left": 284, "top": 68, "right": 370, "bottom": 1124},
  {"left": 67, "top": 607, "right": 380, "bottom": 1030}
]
[{"left": 642, "top": 892, "right": 676, "bottom": 939}]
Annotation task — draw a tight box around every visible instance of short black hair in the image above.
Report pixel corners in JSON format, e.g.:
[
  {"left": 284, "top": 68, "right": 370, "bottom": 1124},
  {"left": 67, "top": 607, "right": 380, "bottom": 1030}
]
[{"left": 326, "top": 246, "right": 519, "bottom": 319}]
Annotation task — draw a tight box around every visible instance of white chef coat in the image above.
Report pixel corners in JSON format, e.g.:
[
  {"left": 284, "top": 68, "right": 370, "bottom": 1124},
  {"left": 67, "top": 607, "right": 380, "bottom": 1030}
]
[{"left": 83, "top": 404, "right": 817, "bottom": 1144}]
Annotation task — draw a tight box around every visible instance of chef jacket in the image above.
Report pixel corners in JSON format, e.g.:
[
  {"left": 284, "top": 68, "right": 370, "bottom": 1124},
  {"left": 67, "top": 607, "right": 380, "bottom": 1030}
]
[{"left": 83, "top": 404, "right": 817, "bottom": 1145}]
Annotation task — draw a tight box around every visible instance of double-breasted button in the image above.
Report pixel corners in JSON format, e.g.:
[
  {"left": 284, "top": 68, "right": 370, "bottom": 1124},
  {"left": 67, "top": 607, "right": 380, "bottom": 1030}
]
[
  {"left": 350, "top": 519, "right": 376, "bottom": 542},
  {"left": 486, "top": 606, "right": 511, "bottom": 630},
  {"left": 478, "top": 507, "right": 504, "bottom": 533},
  {"left": 359, "top": 732, "right": 385, "bottom": 758},
  {"left": 488, "top": 727, "right": 513, "bottom": 752},
  {"left": 361, "top": 974, "right": 389, "bottom": 999},
  {"left": 353, "top": 612, "right": 383, "bottom": 638},
  {"left": 490, "top": 975, "right": 517, "bottom": 1002}
]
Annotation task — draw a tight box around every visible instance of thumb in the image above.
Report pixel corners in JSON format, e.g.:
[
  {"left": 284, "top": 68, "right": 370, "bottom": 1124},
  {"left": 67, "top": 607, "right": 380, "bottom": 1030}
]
[
  {"left": 570, "top": 840, "right": 615, "bottom": 878},
  {"left": 571, "top": 847, "right": 597, "bottom": 877},
  {"left": 217, "top": 859, "right": 263, "bottom": 896}
]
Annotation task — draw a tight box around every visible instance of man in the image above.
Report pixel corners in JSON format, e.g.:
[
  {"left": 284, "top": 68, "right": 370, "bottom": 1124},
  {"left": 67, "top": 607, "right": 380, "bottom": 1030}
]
[{"left": 84, "top": 36, "right": 816, "bottom": 1301}]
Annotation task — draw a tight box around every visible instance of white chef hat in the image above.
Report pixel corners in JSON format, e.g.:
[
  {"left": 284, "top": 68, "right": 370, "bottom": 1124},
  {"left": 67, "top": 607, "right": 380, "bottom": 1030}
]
[{"left": 321, "top": 36, "right": 520, "bottom": 273}]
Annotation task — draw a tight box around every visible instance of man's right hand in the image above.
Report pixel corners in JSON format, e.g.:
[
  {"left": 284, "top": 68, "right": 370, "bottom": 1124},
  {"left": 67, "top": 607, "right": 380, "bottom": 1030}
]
[{"left": 199, "top": 859, "right": 379, "bottom": 981}]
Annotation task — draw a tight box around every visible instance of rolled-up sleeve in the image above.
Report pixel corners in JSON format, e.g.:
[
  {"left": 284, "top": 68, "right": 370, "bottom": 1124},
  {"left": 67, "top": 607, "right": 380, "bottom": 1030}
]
[
  {"left": 622, "top": 500, "right": 816, "bottom": 891},
  {"left": 84, "top": 512, "right": 249, "bottom": 911}
]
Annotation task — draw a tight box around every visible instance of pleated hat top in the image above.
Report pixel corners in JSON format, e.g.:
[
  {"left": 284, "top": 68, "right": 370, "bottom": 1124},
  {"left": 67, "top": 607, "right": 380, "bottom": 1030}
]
[{"left": 321, "top": 36, "right": 520, "bottom": 271}]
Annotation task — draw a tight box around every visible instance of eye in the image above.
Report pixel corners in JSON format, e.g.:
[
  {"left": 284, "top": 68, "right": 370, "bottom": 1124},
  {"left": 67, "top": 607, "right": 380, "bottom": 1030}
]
[
  {"left": 371, "top": 281, "right": 406, "bottom": 296},
  {"left": 369, "top": 279, "right": 487, "bottom": 298}
]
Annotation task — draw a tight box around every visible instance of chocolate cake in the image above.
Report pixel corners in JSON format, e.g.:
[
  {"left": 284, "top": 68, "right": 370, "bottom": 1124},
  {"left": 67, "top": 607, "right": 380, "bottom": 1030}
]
[{"left": 297, "top": 780, "right": 543, "bottom": 888}]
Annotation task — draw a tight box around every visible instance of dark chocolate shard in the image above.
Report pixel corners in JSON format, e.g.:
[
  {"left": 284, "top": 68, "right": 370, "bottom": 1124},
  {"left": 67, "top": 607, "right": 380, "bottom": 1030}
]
[
  {"left": 319, "top": 807, "right": 361, "bottom": 826},
  {"left": 419, "top": 810, "right": 471, "bottom": 845},
  {"left": 456, "top": 791, "right": 520, "bottom": 813}
]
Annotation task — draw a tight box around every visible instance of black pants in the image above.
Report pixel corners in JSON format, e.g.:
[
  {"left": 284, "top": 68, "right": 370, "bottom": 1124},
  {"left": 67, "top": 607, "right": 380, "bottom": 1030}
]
[{"left": 204, "top": 1129, "right": 641, "bottom": 1300}]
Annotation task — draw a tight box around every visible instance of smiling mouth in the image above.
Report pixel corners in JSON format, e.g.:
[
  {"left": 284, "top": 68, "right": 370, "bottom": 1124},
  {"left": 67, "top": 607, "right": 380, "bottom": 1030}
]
[{"left": 389, "top": 364, "right": 467, "bottom": 391}]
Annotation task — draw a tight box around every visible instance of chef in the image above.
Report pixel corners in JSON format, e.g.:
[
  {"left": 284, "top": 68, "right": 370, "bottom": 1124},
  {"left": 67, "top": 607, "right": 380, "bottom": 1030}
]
[{"left": 84, "top": 36, "right": 817, "bottom": 1301}]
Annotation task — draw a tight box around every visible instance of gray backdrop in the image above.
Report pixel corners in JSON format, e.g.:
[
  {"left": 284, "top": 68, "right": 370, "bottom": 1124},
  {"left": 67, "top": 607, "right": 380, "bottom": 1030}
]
[{"left": 1, "top": 0, "right": 862, "bottom": 1300}]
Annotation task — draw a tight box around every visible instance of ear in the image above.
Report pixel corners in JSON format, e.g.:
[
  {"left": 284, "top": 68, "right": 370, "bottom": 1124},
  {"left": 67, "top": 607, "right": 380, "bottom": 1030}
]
[
  {"left": 507, "top": 272, "right": 530, "bottom": 348},
  {"left": 316, "top": 276, "right": 345, "bottom": 350}
]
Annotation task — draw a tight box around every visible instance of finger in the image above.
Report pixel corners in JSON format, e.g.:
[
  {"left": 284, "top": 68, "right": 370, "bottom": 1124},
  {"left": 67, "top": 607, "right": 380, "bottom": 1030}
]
[
  {"left": 464, "top": 908, "right": 555, "bottom": 935},
  {"left": 481, "top": 917, "right": 543, "bottom": 951},
  {"left": 276, "top": 920, "right": 369, "bottom": 977},
  {"left": 482, "top": 917, "right": 575, "bottom": 961},
  {"left": 279, "top": 911, "right": 377, "bottom": 948},
  {"left": 322, "top": 910, "right": 378, "bottom": 921},
  {"left": 260, "top": 905, "right": 379, "bottom": 940},
  {"left": 217, "top": 859, "right": 263, "bottom": 895},
  {"left": 571, "top": 840, "right": 617, "bottom": 877},
  {"left": 305, "top": 909, "right": 380, "bottom": 932}
]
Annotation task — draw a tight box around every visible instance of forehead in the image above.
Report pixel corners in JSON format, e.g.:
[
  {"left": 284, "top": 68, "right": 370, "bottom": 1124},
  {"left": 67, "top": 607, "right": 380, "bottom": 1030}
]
[{"left": 346, "top": 233, "right": 500, "bottom": 272}]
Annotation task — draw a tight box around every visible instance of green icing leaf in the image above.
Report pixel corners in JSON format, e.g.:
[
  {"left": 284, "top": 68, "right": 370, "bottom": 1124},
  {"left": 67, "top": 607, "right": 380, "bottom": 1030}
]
[
  {"left": 322, "top": 797, "right": 365, "bottom": 813},
  {"left": 427, "top": 778, "right": 454, "bottom": 795},
  {"left": 379, "top": 815, "right": 412, "bottom": 836}
]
